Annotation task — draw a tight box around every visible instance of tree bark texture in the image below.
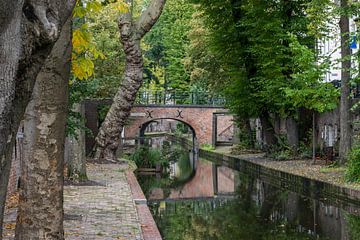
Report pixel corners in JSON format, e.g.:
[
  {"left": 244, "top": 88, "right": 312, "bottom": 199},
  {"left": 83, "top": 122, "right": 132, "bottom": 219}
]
[
  {"left": 286, "top": 117, "right": 299, "bottom": 149},
  {"left": 15, "top": 18, "right": 72, "bottom": 239},
  {"left": 339, "top": 0, "right": 352, "bottom": 163},
  {"left": 66, "top": 103, "right": 87, "bottom": 181},
  {"left": 0, "top": 0, "right": 75, "bottom": 236},
  {"left": 259, "top": 112, "right": 276, "bottom": 151},
  {"left": 95, "top": 0, "right": 166, "bottom": 161}
]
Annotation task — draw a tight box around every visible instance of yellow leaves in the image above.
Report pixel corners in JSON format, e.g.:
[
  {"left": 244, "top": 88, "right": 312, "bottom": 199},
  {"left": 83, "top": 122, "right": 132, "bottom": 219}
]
[
  {"left": 72, "top": 57, "right": 95, "bottom": 80},
  {"left": 73, "top": 28, "right": 90, "bottom": 54},
  {"left": 72, "top": 25, "right": 105, "bottom": 80},
  {"left": 113, "top": 1, "right": 129, "bottom": 13},
  {"left": 71, "top": 0, "right": 128, "bottom": 80},
  {"left": 73, "top": 0, "right": 103, "bottom": 18}
]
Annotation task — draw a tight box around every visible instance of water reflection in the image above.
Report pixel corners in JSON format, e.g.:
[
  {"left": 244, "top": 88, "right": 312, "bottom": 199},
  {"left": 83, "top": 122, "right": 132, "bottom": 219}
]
[{"left": 138, "top": 159, "right": 360, "bottom": 240}]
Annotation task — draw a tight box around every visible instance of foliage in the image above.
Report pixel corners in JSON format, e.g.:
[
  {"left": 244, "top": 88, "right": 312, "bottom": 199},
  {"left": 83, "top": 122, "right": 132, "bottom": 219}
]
[
  {"left": 142, "top": 0, "right": 195, "bottom": 91},
  {"left": 72, "top": 0, "right": 106, "bottom": 80},
  {"left": 130, "top": 146, "right": 168, "bottom": 169},
  {"left": 345, "top": 142, "right": 360, "bottom": 183},
  {"left": 283, "top": 34, "right": 339, "bottom": 113},
  {"left": 152, "top": 185, "right": 322, "bottom": 240},
  {"left": 347, "top": 213, "right": 360, "bottom": 239},
  {"left": 175, "top": 122, "right": 190, "bottom": 135},
  {"left": 67, "top": 0, "right": 128, "bottom": 136}
]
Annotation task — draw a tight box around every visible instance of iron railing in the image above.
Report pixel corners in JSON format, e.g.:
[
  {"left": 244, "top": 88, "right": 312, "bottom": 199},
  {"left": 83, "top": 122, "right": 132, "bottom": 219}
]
[{"left": 135, "top": 90, "right": 225, "bottom": 106}]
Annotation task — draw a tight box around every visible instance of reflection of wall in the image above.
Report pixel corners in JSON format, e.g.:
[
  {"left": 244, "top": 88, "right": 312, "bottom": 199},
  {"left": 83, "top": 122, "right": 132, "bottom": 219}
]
[
  {"left": 169, "top": 160, "right": 214, "bottom": 199},
  {"left": 148, "top": 160, "right": 237, "bottom": 200},
  {"left": 258, "top": 184, "right": 351, "bottom": 240},
  {"left": 217, "top": 166, "right": 235, "bottom": 194}
]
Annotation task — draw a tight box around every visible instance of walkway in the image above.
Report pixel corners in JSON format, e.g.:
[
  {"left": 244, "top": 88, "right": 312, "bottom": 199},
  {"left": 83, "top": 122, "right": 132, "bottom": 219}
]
[
  {"left": 64, "top": 163, "right": 142, "bottom": 239},
  {"left": 2, "top": 163, "right": 144, "bottom": 240}
]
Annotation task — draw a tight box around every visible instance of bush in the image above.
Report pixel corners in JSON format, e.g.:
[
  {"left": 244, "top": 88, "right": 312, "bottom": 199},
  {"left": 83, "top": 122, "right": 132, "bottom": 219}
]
[
  {"left": 130, "top": 146, "right": 168, "bottom": 169},
  {"left": 345, "top": 144, "right": 360, "bottom": 183}
]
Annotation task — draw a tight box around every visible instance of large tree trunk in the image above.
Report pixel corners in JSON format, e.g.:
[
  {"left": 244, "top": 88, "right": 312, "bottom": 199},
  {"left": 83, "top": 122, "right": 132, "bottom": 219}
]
[
  {"left": 15, "top": 18, "right": 72, "bottom": 239},
  {"left": 15, "top": 16, "right": 72, "bottom": 238},
  {"left": 0, "top": 0, "right": 75, "bottom": 236},
  {"left": 339, "top": 0, "right": 352, "bottom": 163},
  {"left": 95, "top": 0, "right": 166, "bottom": 161}
]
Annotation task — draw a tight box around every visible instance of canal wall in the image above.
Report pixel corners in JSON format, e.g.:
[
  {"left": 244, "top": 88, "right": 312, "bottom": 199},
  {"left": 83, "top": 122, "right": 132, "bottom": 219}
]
[{"left": 199, "top": 149, "right": 360, "bottom": 214}]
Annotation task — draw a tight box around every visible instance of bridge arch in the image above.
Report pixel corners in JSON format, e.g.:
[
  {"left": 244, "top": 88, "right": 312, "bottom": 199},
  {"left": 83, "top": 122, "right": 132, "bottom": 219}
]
[
  {"left": 123, "top": 105, "right": 227, "bottom": 145},
  {"left": 139, "top": 118, "right": 197, "bottom": 140}
]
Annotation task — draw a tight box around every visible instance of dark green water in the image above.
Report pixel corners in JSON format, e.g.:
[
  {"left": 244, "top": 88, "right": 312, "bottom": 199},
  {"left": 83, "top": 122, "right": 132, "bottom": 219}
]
[{"left": 135, "top": 143, "right": 360, "bottom": 240}]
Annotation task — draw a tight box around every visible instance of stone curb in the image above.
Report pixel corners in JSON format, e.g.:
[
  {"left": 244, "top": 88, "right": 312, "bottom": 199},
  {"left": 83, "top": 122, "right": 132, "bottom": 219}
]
[{"left": 126, "top": 170, "right": 163, "bottom": 240}]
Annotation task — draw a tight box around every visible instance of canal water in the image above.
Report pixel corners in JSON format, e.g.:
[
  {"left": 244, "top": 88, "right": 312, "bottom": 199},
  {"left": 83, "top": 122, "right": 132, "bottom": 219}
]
[{"left": 134, "top": 140, "right": 360, "bottom": 240}]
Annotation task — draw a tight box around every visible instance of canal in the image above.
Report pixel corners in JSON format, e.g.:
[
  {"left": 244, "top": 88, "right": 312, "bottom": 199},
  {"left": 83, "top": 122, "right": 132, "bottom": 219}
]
[{"left": 131, "top": 136, "right": 360, "bottom": 240}]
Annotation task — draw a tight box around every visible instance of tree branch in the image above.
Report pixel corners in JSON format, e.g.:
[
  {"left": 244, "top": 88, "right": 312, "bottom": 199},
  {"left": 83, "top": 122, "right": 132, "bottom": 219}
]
[{"left": 135, "top": 0, "right": 166, "bottom": 39}]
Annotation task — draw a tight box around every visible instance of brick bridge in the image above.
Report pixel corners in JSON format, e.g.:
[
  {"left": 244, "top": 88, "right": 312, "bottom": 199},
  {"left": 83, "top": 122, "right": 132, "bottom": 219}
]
[{"left": 84, "top": 99, "right": 234, "bottom": 154}]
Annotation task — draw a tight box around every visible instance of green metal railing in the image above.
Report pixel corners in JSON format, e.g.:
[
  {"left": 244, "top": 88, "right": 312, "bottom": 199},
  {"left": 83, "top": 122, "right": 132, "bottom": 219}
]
[{"left": 135, "top": 90, "right": 225, "bottom": 106}]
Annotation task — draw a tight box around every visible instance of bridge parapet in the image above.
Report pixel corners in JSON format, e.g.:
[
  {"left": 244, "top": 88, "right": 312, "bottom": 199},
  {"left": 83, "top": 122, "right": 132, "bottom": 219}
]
[{"left": 135, "top": 90, "right": 225, "bottom": 106}]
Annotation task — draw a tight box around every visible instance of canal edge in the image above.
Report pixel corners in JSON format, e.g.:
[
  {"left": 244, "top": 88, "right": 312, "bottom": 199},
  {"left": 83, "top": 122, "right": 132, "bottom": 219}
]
[
  {"left": 199, "top": 149, "right": 360, "bottom": 213},
  {"left": 126, "top": 170, "right": 163, "bottom": 240}
]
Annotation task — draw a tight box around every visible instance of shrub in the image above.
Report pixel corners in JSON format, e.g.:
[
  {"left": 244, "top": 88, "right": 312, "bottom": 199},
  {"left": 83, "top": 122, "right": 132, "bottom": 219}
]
[
  {"left": 345, "top": 144, "right": 360, "bottom": 183},
  {"left": 130, "top": 146, "right": 168, "bottom": 169}
]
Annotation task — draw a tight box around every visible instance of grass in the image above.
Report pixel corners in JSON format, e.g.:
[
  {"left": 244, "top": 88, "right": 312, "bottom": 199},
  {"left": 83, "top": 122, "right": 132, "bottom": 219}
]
[
  {"left": 319, "top": 166, "right": 346, "bottom": 173},
  {"left": 200, "top": 143, "right": 215, "bottom": 151}
]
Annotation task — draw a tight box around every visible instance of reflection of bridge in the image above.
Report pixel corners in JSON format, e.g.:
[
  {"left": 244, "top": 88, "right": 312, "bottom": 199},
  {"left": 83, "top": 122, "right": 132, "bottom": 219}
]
[{"left": 84, "top": 98, "right": 235, "bottom": 153}]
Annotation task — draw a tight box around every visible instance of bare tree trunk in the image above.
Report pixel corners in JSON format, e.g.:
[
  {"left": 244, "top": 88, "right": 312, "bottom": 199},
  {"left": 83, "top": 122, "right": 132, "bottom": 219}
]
[
  {"left": 95, "top": 0, "right": 166, "bottom": 161},
  {"left": 67, "top": 103, "right": 87, "bottom": 181},
  {"left": 15, "top": 18, "right": 72, "bottom": 239},
  {"left": 0, "top": 0, "right": 75, "bottom": 236},
  {"left": 339, "top": 0, "right": 352, "bottom": 163}
]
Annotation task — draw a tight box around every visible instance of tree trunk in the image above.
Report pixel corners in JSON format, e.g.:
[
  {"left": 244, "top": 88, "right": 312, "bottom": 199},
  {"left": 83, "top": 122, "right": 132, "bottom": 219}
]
[
  {"left": 259, "top": 112, "right": 276, "bottom": 151},
  {"left": 95, "top": 0, "right": 166, "bottom": 161},
  {"left": 15, "top": 18, "right": 72, "bottom": 239},
  {"left": 312, "top": 111, "right": 317, "bottom": 164},
  {"left": 339, "top": 0, "right": 352, "bottom": 163},
  {"left": 67, "top": 103, "right": 87, "bottom": 181},
  {"left": 0, "top": 1, "right": 75, "bottom": 234},
  {"left": 286, "top": 116, "right": 299, "bottom": 149}
]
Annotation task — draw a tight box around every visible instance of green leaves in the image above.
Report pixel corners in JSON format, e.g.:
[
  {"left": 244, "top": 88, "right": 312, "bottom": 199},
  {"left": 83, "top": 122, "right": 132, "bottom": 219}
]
[{"left": 283, "top": 34, "right": 339, "bottom": 113}]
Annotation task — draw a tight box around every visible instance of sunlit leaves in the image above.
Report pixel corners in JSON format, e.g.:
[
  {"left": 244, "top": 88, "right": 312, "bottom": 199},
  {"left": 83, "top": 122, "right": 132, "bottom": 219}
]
[
  {"left": 72, "top": 57, "right": 95, "bottom": 80},
  {"left": 71, "top": 0, "right": 127, "bottom": 80},
  {"left": 113, "top": 1, "right": 129, "bottom": 13}
]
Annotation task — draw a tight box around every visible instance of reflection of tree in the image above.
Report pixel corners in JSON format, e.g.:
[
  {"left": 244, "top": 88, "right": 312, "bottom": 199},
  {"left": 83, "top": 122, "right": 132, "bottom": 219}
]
[
  {"left": 347, "top": 214, "right": 360, "bottom": 240},
  {"left": 150, "top": 176, "right": 327, "bottom": 240},
  {"left": 151, "top": 196, "right": 324, "bottom": 240},
  {"left": 136, "top": 143, "right": 194, "bottom": 199}
]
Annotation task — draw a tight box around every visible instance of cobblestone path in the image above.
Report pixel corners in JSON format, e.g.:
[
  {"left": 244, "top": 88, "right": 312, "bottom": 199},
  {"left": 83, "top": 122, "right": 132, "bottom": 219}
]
[
  {"left": 64, "top": 163, "right": 143, "bottom": 240},
  {"left": 2, "top": 163, "right": 143, "bottom": 240}
]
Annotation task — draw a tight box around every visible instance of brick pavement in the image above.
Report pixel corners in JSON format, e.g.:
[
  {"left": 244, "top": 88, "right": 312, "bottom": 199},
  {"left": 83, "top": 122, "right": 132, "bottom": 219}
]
[
  {"left": 2, "top": 163, "right": 145, "bottom": 240},
  {"left": 63, "top": 163, "right": 143, "bottom": 240}
]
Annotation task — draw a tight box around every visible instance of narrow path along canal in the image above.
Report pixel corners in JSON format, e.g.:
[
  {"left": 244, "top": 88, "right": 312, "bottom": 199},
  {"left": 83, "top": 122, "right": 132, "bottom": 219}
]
[{"left": 131, "top": 136, "right": 360, "bottom": 240}]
